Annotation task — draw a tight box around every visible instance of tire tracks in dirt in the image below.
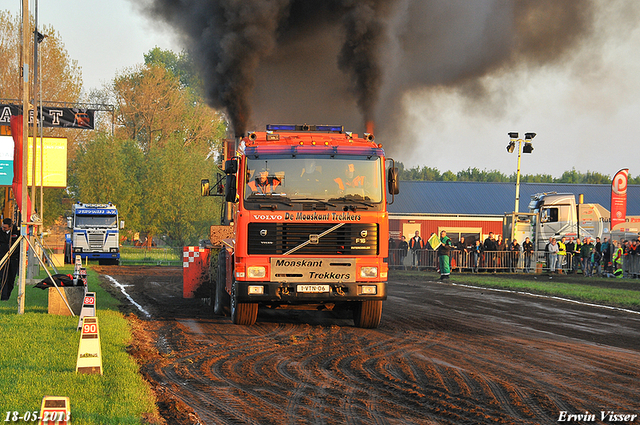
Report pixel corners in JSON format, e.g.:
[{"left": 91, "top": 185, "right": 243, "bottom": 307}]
[{"left": 97, "top": 267, "right": 640, "bottom": 424}]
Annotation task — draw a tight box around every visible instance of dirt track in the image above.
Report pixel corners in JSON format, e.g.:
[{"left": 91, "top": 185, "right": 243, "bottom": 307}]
[{"left": 94, "top": 266, "right": 640, "bottom": 425}]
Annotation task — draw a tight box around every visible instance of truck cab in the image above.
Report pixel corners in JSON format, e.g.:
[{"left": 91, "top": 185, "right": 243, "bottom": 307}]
[
  {"left": 66, "top": 202, "right": 120, "bottom": 265},
  {"left": 213, "top": 124, "right": 399, "bottom": 328},
  {"left": 528, "top": 192, "right": 609, "bottom": 250}
]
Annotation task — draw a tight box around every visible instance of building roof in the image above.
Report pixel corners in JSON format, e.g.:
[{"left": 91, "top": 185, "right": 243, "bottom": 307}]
[{"left": 388, "top": 181, "right": 640, "bottom": 216}]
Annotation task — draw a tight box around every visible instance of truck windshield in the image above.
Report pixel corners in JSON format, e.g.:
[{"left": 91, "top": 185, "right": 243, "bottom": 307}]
[
  {"left": 75, "top": 215, "right": 117, "bottom": 228},
  {"left": 244, "top": 155, "right": 383, "bottom": 204}
]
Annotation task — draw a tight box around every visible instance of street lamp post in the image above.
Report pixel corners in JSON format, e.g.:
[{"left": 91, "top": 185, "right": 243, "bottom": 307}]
[{"left": 506, "top": 132, "right": 535, "bottom": 240}]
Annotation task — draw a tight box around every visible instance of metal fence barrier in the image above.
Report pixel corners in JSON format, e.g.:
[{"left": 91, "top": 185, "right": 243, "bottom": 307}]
[{"left": 387, "top": 249, "right": 640, "bottom": 277}]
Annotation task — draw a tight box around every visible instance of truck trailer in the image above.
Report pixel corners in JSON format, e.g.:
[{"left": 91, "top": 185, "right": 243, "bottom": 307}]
[
  {"left": 196, "top": 124, "right": 399, "bottom": 328},
  {"left": 504, "top": 192, "right": 640, "bottom": 252}
]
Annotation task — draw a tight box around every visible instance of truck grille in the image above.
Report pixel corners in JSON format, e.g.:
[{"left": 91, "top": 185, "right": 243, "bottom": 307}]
[
  {"left": 88, "top": 233, "right": 104, "bottom": 248},
  {"left": 248, "top": 223, "right": 378, "bottom": 255}
]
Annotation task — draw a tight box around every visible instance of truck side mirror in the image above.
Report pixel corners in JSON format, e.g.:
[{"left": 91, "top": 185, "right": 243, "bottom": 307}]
[
  {"left": 201, "top": 179, "right": 210, "bottom": 197},
  {"left": 66, "top": 216, "right": 72, "bottom": 228},
  {"left": 387, "top": 167, "right": 399, "bottom": 195},
  {"left": 120, "top": 220, "right": 125, "bottom": 229},
  {"left": 225, "top": 175, "right": 237, "bottom": 203}
]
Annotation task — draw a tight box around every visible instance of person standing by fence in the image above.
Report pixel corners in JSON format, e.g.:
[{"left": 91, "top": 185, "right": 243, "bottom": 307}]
[
  {"left": 388, "top": 237, "right": 397, "bottom": 267},
  {"left": 548, "top": 238, "right": 559, "bottom": 273},
  {"left": 398, "top": 236, "right": 408, "bottom": 268},
  {"left": 557, "top": 237, "right": 567, "bottom": 273},
  {"left": 472, "top": 239, "right": 482, "bottom": 273},
  {"left": 613, "top": 240, "right": 623, "bottom": 277},
  {"left": 573, "top": 238, "right": 582, "bottom": 274},
  {"left": 509, "top": 238, "right": 521, "bottom": 272},
  {"left": 523, "top": 237, "right": 533, "bottom": 273},
  {"left": 0, "top": 218, "right": 19, "bottom": 301},
  {"left": 437, "top": 230, "right": 453, "bottom": 280},
  {"left": 601, "top": 237, "right": 611, "bottom": 275},
  {"left": 455, "top": 236, "right": 467, "bottom": 270},
  {"left": 409, "top": 230, "right": 423, "bottom": 268},
  {"left": 483, "top": 232, "right": 498, "bottom": 270},
  {"left": 580, "top": 237, "right": 594, "bottom": 277},
  {"left": 565, "top": 237, "right": 575, "bottom": 274}
]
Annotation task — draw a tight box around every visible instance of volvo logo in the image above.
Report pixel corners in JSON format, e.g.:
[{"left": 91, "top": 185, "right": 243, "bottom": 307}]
[
  {"left": 309, "top": 234, "right": 319, "bottom": 244},
  {"left": 360, "top": 230, "right": 368, "bottom": 238},
  {"left": 260, "top": 229, "right": 268, "bottom": 237}
]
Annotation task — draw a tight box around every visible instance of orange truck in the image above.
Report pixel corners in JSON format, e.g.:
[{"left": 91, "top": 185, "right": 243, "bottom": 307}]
[{"left": 190, "top": 124, "right": 399, "bottom": 328}]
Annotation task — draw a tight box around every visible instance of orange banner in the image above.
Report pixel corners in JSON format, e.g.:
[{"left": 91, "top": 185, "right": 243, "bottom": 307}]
[{"left": 610, "top": 168, "right": 629, "bottom": 230}]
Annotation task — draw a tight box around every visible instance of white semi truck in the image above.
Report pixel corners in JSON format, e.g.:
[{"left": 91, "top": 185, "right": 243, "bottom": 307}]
[
  {"left": 65, "top": 202, "right": 121, "bottom": 265},
  {"left": 504, "top": 192, "right": 640, "bottom": 251}
]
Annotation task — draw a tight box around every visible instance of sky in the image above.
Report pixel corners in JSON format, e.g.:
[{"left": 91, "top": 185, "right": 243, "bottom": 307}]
[{"left": 9, "top": 0, "right": 640, "bottom": 179}]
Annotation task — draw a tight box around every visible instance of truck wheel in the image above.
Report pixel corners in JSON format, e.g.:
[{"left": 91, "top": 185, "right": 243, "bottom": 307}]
[
  {"left": 353, "top": 300, "right": 383, "bottom": 328},
  {"left": 230, "top": 282, "right": 258, "bottom": 325},
  {"left": 213, "top": 249, "right": 230, "bottom": 316}
]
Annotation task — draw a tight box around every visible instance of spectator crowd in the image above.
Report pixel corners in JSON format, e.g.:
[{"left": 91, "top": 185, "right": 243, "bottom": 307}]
[{"left": 388, "top": 232, "right": 640, "bottom": 278}]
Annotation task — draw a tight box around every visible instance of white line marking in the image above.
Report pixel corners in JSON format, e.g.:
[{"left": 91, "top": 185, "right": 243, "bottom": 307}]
[
  {"left": 104, "top": 275, "right": 151, "bottom": 318},
  {"left": 441, "top": 280, "right": 640, "bottom": 316}
]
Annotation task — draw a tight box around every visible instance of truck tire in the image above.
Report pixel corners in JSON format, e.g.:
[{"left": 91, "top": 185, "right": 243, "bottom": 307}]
[
  {"left": 213, "top": 249, "right": 230, "bottom": 316},
  {"left": 230, "top": 282, "right": 258, "bottom": 325},
  {"left": 353, "top": 300, "right": 383, "bottom": 328}
]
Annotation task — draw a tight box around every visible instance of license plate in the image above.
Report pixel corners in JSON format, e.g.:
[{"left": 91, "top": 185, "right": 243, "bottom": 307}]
[{"left": 297, "top": 284, "right": 330, "bottom": 293}]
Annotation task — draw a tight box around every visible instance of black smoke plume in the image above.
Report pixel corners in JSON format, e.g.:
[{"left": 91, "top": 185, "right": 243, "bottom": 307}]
[{"left": 141, "top": 0, "right": 596, "bottom": 140}]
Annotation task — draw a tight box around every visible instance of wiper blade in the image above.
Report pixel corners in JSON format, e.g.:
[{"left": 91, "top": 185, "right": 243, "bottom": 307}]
[
  {"left": 328, "top": 196, "right": 374, "bottom": 208},
  {"left": 247, "top": 194, "right": 292, "bottom": 207},
  {"left": 291, "top": 197, "right": 337, "bottom": 207}
]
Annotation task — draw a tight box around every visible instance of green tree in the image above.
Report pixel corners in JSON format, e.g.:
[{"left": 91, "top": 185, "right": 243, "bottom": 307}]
[
  {"left": 458, "top": 167, "right": 509, "bottom": 182},
  {"left": 518, "top": 173, "right": 554, "bottom": 183},
  {"left": 441, "top": 170, "right": 457, "bottom": 181},
  {"left": 141, "top": 134, "right": 220, "bottom": 245},
  {"left": 69, "top": 133, "right": 143, "bottom": 239},
  {"left": 144, "top": 47, "right": 201, "bottom": 92},
  {"left": 105, "top": 56, "right": 226, "bottom": 244}
]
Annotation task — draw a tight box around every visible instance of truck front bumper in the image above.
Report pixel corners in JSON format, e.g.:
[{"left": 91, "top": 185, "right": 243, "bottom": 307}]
[
  {"left": 75, "top": 252, "right": 120, "bottom": 260},
  {"left": 234, "top": 280, "right": 386, "bottom": 304}
]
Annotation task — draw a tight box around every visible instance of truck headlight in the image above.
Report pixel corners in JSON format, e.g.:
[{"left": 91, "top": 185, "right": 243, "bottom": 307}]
[
  {"left": 247, "top": 266, "right": 266, "bottom": 278},
  {"left": 360, "top": 266, "right": 378, "bottom": 278}
]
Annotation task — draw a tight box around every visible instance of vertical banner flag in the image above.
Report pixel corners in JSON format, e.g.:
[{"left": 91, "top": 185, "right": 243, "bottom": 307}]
[
  {"left": 9, "top": 115, "right": 32, "bottom": 217},
  {"left": 610, "top": 168, "right": 629, "bottom": 230}
]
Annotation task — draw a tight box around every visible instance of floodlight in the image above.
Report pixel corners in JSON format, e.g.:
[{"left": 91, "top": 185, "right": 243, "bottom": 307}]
[
  {"left": 506, "top": 141, "right": 515, "bottom": 153},
  {"left": 524, "top": 132, "right": 536, "bottom": 140},
  {"left": 34, "top": 31, "right": 46, "bottom": 43},
  {"left": 522, "top": 142, "right": 534, "bottom": 153},
  {"left": 508, "top": 132, "right": 519, "bottom": 139}
]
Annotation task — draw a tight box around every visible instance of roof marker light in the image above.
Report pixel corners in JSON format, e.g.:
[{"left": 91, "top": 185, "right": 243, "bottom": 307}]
[
  {"left": 266, "top": 124, "right": 296, "bottom": 131},
  {"left": 316, "top": 125, "right": 343, "bottom": 132}
]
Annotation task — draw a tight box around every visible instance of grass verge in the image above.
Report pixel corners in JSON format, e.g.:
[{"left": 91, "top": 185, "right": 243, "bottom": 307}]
[
  {"left": 120, "top": 246, "right": 182, "bottom": 266},
  {"left": 0, "top": 267, "right": 161, "bottom": 424},
  {"left": 390, "top": 269, "right": 640, "bottom": 311}
]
